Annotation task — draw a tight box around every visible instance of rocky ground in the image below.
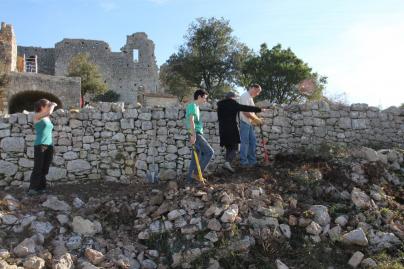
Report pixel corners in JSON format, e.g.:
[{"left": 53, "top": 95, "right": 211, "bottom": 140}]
[{"left": 0, "top": 145, "right": 403, "bottom": 269}]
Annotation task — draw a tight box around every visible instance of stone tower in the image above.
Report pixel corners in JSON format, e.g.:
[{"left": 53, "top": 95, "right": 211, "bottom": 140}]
[
  {"left": 0, "top": 22, "right": 17, "bottom": 72},
  {"left": 121, "top": 33, "right": 160, "bottom": 93}
]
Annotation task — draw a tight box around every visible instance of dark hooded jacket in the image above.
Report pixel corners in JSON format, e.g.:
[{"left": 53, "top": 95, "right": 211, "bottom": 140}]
[{"left": 217, "top": 98, "right": 261, "bottom": 147}]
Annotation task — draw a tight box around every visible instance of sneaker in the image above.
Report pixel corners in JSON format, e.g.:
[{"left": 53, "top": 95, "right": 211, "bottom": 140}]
[
  {"left": 38, "top": 189, "right": 48, "bottom": 195},
  {"left": 27, "top": 189, "right": 40, "bottom": 196},
  {"left": 223, "top": 162, "right": 235, "bottom": 173}
]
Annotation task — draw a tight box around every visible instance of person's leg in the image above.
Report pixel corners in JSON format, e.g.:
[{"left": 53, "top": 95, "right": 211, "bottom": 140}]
[
  {"left": 40, "top": 145, "right": 53, "bottom": 190},
  {"left": 225, "top": 144, "right": 238, "bottom": 163},
  {"left": 196, "top": 134, "right": 214, "bottom": 172},
  {"left": 223, "top": 144, "right": 237, "bottom": 172},
  {"left": 228, "top": 144, "right": 238, "bottom": 163},
  {"left": 247, "top": 125, "right": 257, "bottom": 165},
  {"left": 225, "top": 145, "right": 231, "bottom": 162},
  {"left": 239, "top": 121, "right": 250, "bottom": 166},
  {"left": 29, "top": 145, "right": 45, "bottom": 191}
]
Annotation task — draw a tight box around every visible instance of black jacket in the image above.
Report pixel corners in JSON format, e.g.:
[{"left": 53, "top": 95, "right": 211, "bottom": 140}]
[{"left": 217, "top": 99, "right": 262, "bottom": 147}]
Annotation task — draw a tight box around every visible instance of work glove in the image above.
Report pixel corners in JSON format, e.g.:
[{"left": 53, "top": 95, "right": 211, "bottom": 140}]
[{"left": 252, "top": 117, "right": 263, "bottom": 126}]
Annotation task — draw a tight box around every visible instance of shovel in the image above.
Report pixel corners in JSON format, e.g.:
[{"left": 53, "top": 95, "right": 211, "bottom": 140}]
[
  {"left": 146, "top": 145, "right": 159, "bottom": 184},
  {"left": 192, "top": 145, "right": 207, "bottom": 185},
  {"left": 146, "top": 123, "right": 160, "bottom": 184},
  {"left": 261, "top": 138, "right": 270, "bottom": 166}
]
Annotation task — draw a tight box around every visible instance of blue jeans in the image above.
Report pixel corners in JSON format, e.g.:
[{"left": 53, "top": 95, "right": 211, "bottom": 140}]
[
  {"left": 188, "top": 134, "right": 214, "bottom": 181},
  {"left": 240, "top": 121, "right": 257, "bottom": 166}
]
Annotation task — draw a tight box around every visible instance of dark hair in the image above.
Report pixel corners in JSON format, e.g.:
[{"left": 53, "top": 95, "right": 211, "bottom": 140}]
[
  {"left": 34, "top": 99, "right": 50, "bottom": 112},
  {"left": 193, "top": 89, "right": 208, "bottom": 100},
  {"left": 249, "top": 84, "right": 262, "bottom": 90}
]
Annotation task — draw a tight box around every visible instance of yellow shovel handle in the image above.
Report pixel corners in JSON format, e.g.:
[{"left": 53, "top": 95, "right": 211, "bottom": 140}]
[{"left": 192, "top": 145, "right": 203, "bottom": 181}]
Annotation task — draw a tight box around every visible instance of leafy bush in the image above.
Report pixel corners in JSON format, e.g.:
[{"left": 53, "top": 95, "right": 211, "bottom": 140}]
[{"left": 93, "top": 90, "right": 120, "bottom": 102}]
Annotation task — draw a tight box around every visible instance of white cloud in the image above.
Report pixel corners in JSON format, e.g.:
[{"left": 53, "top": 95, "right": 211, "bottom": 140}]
[{"left": 308, "top": 13, "right": 404, "bottom": 108}]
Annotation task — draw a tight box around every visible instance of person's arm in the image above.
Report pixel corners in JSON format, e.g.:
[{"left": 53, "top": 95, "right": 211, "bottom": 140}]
[
  {"left": 236, "top": 103, "right": 262, "bottom": 113},
  {"left": 189, "top": 115, "right": 196, "bottom": 145},
  {"left": 33, "top": 102, "right": 57, "bottom": 122}
]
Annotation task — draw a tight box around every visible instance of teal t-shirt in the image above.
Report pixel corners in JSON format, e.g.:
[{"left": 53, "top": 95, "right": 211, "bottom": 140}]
[
  {"left": 186, "top": 102, "right": 203, "bottom": 134},
  {"left": 34, "top": 118, "right": 54, "bottom": 146}
]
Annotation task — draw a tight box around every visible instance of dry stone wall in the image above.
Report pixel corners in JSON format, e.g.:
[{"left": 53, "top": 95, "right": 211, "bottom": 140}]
[{"left": 0, "top": 101, "right": 403, "bottom": 188}]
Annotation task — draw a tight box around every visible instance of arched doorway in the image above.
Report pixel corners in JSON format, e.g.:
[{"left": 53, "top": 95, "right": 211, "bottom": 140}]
[{"left": 8, "top": 91, "right": 63, "bottom": 114}]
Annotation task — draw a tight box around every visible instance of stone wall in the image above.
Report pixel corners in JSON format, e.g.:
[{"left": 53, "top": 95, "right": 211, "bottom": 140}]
[
  {"left": 17, "top": 46, "right": 55, "bottom": 75},
  {"left": 0, "top": 101, "right": 403, "bottom": 188},
  {"left": 1, "top": 72, "right": 81, "bottom": 113}
]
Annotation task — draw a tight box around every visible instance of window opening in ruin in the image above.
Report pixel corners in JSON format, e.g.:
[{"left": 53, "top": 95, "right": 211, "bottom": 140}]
[
  {"left": 133, "top": 49, "right": 139, "bottom": 62},
  {"left": 24, "top": 55, "right": 38, "bottom": 73}
]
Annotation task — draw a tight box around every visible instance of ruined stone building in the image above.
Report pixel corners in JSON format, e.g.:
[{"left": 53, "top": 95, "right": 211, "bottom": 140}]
[
  {"left": 0, "top": 21, "right": 165, "bottom": 114},
  {"left": 18, "top": 32, "right": 161, "bottom": 102}
]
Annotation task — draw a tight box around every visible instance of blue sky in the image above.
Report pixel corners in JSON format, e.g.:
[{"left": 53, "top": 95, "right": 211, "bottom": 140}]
[{"left": 1, "top": 0, "right": 404, "bottom": 108}]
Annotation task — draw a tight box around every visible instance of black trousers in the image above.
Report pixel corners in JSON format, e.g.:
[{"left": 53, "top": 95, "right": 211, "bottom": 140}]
[
  {"left": 29, "top": 145, "right": 54, "bottom": 191},
  {"left": 224, "top": 144, "right": 238, "bottom": 163}
]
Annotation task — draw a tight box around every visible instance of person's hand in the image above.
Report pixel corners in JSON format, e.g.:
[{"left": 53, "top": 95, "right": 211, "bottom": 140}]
[{"left": 190, "top": 133, "right": 196, "bottom": 145}]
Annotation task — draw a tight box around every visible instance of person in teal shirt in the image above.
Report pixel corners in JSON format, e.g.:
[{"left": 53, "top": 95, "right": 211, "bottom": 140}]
[
  {"left": 28, "top": 99, "right": 57, "bottom": 195},
  {"left": 186, "top": 89, "right": 214, "bottom": 184}
]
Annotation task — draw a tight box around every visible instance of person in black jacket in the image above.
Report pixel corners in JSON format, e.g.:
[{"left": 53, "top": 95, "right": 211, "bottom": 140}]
[{"left": 217, "top": 92, "right": 263, "bottom": 172}]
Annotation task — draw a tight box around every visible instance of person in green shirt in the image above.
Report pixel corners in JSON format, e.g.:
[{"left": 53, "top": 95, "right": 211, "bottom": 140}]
[
  {"left": 28, "top": 99, "right": 57, "bottom": 196},
  {"left": 186, "top": 89, "right": 214, "bottom": 184}
]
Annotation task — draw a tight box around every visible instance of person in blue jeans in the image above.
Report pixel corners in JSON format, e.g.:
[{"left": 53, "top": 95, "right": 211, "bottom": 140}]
[
  {"left": 186, "top": 89, "right": 214, "bottom": 184},
  {"left": 239, "top": 84, "right": 263, "bottom": 167}
]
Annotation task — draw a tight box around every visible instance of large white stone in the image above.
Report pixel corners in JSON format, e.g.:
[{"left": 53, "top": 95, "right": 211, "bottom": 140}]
[
  {"left": 42, "top": 196, "right": 71, "bottom": 211},
  {"left": 66, "top": 160, "right": 91, "bottom": 172},
  {"left": 351, "top": 188, "right": 371, "bottom": 209},
  {"left": 342, "top": 228, "right": 368, "bottom": 246},
  {"left": 23, "top": 256, "right": 46, "bottom": 269},
  {"left": 348, "top": 251, "right": 364, "bottom": 268},
  {"left": 0, "top": 160, "right": 18, "bottom": 176},
  {"left": 0, "top": 137, "right": 25, "bottom": 152},
  {"left": 47, "top": 167, "right": 67, "bottom": 181},
  {"left": 72, "top": 216, "right": 102, "bottom": 236},
  {"left": 220, "top": 204, "right": 239, "bottom": 223},
  {"left": 13, "top": 238, "right": 36, "bottom": 257},
  {"left": 309, "top": 205, "right": 331, "bottom": 226}
]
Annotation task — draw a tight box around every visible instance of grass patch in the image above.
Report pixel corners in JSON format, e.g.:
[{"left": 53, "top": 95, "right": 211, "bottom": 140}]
[{"left": 373, "top": 251, "right": 404, "bottom": 269}]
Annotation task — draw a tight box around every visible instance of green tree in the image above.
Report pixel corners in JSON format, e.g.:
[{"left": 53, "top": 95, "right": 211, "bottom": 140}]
[
  {"left": 163, "top": 17, "right": 250, "bottom": 99},
  {"left": 238, "top": 43, "right": 326, "bottom": 104},
  {"left": 159, "top": 63, "right": 195, "bottom": 102},
  {"left": 400, "top": 103, "right": 404, "bottom": 109},
  {"left": 67, "top": 53, "right": 107, "bottom": 98},
  {"left": 304, "top": 73, "right": 328, "bottom": 102}
]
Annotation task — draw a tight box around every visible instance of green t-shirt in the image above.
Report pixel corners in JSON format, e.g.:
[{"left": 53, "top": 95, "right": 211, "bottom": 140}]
[
  {"left": 34, "top": 118, "right": 54, "bottom": 146},
  {"left": 186, "top": 102, "right": 203, "bottom": 134}
]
